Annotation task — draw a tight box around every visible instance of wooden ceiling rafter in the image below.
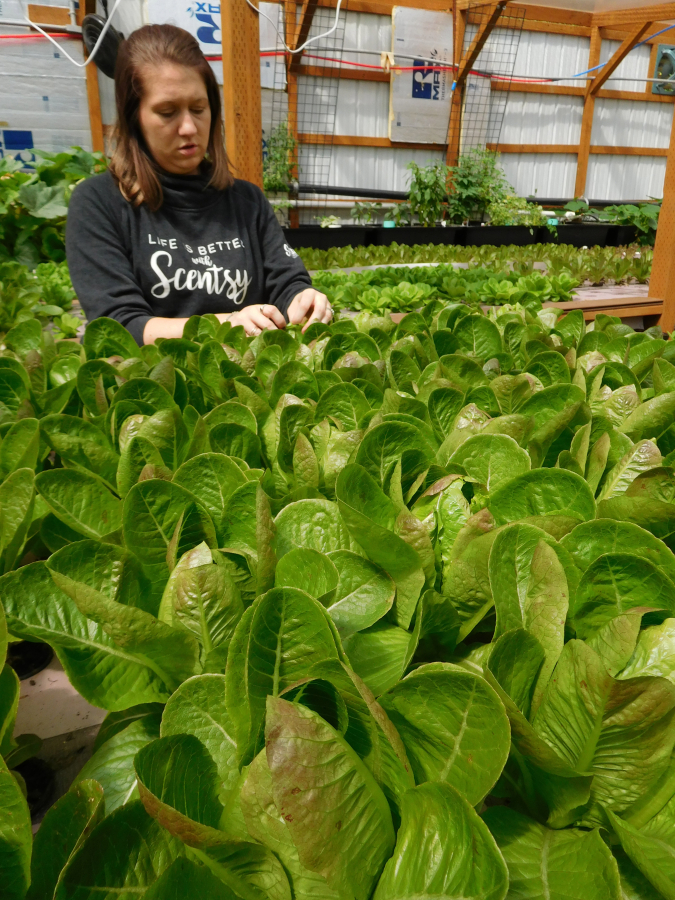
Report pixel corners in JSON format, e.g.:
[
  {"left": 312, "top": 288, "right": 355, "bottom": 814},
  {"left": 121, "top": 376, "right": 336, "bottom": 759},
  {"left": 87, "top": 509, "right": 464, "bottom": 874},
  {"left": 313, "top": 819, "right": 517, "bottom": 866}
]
[{"left": 591, "top": 3, "right": 675, "bottom": 28}]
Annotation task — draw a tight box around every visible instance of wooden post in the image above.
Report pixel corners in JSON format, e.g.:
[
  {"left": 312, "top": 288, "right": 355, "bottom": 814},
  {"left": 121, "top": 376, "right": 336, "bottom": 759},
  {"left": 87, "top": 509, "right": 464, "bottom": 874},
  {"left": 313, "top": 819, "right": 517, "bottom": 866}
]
[
  {"left": 446, "top": 6, "right": 466, "bottom": 167},
  {"left": 285, "top": 0, "right": 301, "bottom": 226},
  {"left": 574, "top": 25, "right": 601, "bottom": 198},
  {"left": 221, "top": 0, "right": 263, "bottom": 186},
  {"left": 85, "top": 60, "right": 105, "bottom": 153},
  {"left": 650, "top": 106, "right": 675, "bottom": 331},
  {"left": 80, "top": 0, "right": 105, "bottom": 153}
]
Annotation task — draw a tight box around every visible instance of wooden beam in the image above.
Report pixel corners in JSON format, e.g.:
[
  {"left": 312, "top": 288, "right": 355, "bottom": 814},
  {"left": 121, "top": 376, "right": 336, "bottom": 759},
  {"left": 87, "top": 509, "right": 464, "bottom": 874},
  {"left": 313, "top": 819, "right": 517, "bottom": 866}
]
[
  {"left": 298, "top": 64, "right": 390, "bottom": 82},
  {"left": 285, "top": 0, "right": 300, "bottom": 227},
  {"left": 493, "top": 81, "right": 585, "bottom": 98},
  {"left": 299, "top": 133, "right": 447, "bottom": 150},
  {"left": 487, "top": 143, "right": 668, "bottom": 157},
  {"left": 85, "top": 55, "right": 105, "bottom": 153},
  {"left": 590, "top": 145, "right": 667, "bottom": 157},
  {"left": 588, "top": 22, "right": 653, "bottom": 97},
  {"left": 492, "top": 79, "right": 675, "bottom": 104},
  {"left": 650, "top": 89, "right": 675, "bottom": 331},
  {"left": 289, "top": 0, "right": 320, "bottom": 73},
  {"left": 455, "top": 2, "right": 507, "bottom": 90},
  {"left": 592, "top": 4, "right": 675, "bottom": 28},
  {"left": 575, "top": 26, "right": 602, "bottom": 199},
  {"left": 487, "top": 142, "right": 577, "bottom": 154},
  {"left": 495, "top": 2, "right": 592, "bottom": 27},
  {"left": 316, "top": 0, "right": 451, "bottom": 12},
  {"left": 27, "top": 4, "right": 70, "bottom": 25},
  {"left": 221, "top": 0, "right": 263, "bottom": 186},
  {"left": 446, "top": 6, "right": 466, "bottom": 168},
  {"left": 554, "top": 301, "right": 664, "bottom": 322}
]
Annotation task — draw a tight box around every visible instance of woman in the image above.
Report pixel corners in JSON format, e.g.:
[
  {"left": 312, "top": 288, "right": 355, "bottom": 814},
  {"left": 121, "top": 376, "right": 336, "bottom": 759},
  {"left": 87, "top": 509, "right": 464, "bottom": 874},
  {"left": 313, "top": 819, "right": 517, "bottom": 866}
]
[{"left": 66, "top": 24, "right": 331, "bottom": 344}]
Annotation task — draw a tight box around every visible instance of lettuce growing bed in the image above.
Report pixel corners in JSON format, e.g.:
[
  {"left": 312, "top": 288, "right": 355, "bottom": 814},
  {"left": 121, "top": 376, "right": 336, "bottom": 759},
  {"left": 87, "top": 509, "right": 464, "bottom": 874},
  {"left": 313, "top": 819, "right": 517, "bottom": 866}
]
[{"left": 2, "top": 302, "right": 675, "bottom": 899}]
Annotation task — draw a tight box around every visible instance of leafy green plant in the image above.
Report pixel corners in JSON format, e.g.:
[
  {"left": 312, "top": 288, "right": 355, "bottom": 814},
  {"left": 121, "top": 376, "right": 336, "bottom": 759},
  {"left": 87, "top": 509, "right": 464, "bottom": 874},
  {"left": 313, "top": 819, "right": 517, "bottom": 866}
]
[
  {"left": 447, "top": 148, "right": 512, "bottom": 223},
  {"left": 0, "top": 148, "right": 107, "bottom": 267},
  {"left": 604, "top": 202, "right": 661, "bottom": 245},
  {"left": 384, "top": 201, "right": 413, "bottom": 226},
  {"left": 487, "top": 195, "right": 549, "bottom": 229},
  {"left": 2, "top": 300, "right": 675, "bottom": 898},
  {"left": 406, "top": 162, "right": 450, "bottom": 226},
  {"left": 351, "top": 201, "right": 383, "bottom": 225},
  {"left": 263, "top": 122, "right": 297, "bottom": 194}
]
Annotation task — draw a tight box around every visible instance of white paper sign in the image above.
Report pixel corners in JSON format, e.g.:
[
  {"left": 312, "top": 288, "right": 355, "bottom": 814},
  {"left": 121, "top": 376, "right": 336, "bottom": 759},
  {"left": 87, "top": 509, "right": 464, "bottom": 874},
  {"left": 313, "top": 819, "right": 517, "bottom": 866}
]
[{"left": 389, "top": 6, "right": 453, "bottom": 144}]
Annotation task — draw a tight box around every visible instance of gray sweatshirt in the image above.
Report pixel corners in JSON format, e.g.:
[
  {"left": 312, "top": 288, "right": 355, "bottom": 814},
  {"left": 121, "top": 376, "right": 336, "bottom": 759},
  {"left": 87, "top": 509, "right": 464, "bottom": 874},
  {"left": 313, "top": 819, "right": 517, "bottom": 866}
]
[{"left": 66, "top": 168, "right": 311, "bottom": 345}]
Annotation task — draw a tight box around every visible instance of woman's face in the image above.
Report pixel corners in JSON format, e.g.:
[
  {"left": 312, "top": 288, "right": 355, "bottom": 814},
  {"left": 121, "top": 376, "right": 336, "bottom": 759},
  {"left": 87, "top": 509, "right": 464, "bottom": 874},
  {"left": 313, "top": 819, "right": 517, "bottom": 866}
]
[{"left": 138, "top": 62, "right": 212, "bottom": 175}]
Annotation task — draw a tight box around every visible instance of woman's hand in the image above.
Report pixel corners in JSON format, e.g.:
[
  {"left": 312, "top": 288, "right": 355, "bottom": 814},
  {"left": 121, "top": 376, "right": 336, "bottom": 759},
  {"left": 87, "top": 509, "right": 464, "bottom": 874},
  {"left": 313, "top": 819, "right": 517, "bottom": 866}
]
[
  {"left": 287, "top": 289, "right": 333, "bottom": 332},
  {"left": 221, "top": 304, "right": 287, "bottom": 336}
]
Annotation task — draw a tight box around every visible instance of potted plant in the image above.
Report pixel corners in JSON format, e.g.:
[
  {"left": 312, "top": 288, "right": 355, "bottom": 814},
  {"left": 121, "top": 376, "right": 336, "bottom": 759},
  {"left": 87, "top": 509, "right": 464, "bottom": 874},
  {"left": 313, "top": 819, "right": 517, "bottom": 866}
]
[
  {"left": 478, "top": 194, "right": 552, "bottom": 247},
  {"left": 373, "top": 163, "right": 464, "bottom": 247},
  {"left": 603, "top": 201, "right": 659, "bottom": 246},
  {"left": 554, "top": 199, "right": 614, "bottom": 248}
]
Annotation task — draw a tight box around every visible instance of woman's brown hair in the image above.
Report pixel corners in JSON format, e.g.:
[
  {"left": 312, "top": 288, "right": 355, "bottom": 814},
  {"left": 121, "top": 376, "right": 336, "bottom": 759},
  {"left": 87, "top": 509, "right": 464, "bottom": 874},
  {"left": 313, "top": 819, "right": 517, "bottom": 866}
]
[{"left": 109, "top": 24, "right": 232, "bottom": 210}]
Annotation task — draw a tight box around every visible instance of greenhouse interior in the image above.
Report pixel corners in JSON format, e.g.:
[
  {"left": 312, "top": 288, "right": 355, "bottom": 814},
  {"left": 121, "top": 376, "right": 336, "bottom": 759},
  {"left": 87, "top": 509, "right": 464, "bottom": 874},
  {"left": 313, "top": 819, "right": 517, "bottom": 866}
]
[{"left": 6, "top": 0, "right": 675, "bottom": 897}]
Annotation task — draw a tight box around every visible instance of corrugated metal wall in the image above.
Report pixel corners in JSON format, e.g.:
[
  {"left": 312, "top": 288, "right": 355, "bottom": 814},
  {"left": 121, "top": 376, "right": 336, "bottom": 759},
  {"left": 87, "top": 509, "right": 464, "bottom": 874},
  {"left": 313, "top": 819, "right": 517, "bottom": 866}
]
[
  {"left": 282, "top": 13, "right": 673, "bottom": 213},
  {"left": 0, "top": 0, "right": 92, "bottom": 156},
  {"left": 1, "top": 0, "right": 669, "bottom": 207}
]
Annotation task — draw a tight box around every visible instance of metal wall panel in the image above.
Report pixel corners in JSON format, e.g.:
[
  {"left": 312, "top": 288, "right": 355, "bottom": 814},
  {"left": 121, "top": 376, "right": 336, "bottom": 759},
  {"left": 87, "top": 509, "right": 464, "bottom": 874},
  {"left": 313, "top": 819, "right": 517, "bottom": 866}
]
[
  {"left": 304, "top": 9, "right": 390, "bottom": 70},
  {"left": 511, "top": 30, "right": 590, "bottom": 87},
  {"left": 298, "top": 143, "right": 444, "bottom": 191},
  {"left": 499, "top": 153, "right": 578, "bottom": 198},
  {"left": 0, "top": 27, "right": 91, "bottom": 153},
  {"left": 599, "top": 39, "right": 650, "bottom": 92},
  {"left": 500, "top": 93, "right": 583, "bottom": 144},
  {"left": 587, "top": 155, "right": 666, "bottom": 200},
  {"left": 342, "top": 10, "right": 391, "bottom": 68},
  {"left": 592, "top": 98, "right": 673, "bottom": 148},
  {"left": 335, "top": 80, "right": 390, "bottom": 137}
]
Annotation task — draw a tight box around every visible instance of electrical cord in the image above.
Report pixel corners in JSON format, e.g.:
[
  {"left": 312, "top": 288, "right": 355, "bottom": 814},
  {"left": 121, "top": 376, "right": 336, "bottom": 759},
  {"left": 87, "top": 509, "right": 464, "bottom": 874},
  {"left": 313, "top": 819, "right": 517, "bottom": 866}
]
[
  {"left": 18, "top": 0, "right": 124, "bottom": 67},
  {"left": 246, "top": 0, "right": 344, "bottom": 54}
]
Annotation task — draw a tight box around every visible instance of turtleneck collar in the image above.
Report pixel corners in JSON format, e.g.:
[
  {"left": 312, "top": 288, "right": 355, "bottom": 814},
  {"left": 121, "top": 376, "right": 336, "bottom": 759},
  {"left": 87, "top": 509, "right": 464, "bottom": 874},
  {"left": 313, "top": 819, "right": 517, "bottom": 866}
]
[{"left": 158, "top": 164, "right": 223, "bottom": 211}]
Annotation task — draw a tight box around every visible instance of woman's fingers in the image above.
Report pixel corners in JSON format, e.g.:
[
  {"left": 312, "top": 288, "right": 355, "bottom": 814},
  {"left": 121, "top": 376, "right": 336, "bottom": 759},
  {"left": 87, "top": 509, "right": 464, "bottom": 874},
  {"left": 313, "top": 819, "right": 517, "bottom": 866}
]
[
  {"left": 301, "top": 291, "right": 332, "bottom": 333},
  {"left": 261, "top": 304, "right": 287, "bottom": 329},
  {"left": 247, "top": 307, "right": 279, "bottom": 334},
  {"left": 287, "top": 289, "right": 314, "bottom": 325}
]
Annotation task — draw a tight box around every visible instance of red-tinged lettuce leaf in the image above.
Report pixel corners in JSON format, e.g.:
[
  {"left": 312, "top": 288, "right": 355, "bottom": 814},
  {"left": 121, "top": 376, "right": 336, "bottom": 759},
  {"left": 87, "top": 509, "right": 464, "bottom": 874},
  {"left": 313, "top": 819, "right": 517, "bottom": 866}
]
[
  {"left": 533, "top": 640, "right": 675, "bottom": 819},
  {"left": 266, "top": 696, "right": 395, "bottom": 900},
  {"left": 241, "top": 750, "right": 341, "bottom": 900}
]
